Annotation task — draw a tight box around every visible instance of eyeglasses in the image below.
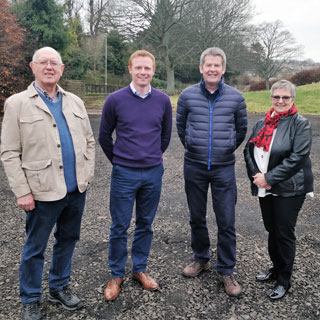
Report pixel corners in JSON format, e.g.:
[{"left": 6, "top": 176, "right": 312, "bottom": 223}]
[
  {"left": 271, "top": 95, "right": 292, "bottom": 102},
  {"left": 33, "top": 61, "right": 61, "bottom": 68}
]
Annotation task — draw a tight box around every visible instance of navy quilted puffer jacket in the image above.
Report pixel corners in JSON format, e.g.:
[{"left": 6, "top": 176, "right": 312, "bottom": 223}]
[{"left": 176, "top": 79, "right": 247, "bottom": 169}]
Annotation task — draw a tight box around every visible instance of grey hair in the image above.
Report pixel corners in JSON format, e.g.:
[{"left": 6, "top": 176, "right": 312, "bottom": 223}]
[
  {"left": 200, "top": 47, "right": 226, "bottom": 67},
  {"left": 271, "top": 80, "right": 296, "bottom": 99},
  {"left": 32, "top": 47, "right": 63, "bottom": 64}
]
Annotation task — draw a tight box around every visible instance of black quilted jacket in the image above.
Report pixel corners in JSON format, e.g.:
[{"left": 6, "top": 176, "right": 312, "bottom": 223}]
[{"left": 244, "top": 113, "right": 314, "bottom": 197}]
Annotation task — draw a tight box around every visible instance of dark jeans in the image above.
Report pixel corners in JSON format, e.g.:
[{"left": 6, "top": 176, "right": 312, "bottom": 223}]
[
  {"left": 259, "top": 194, "right": 305, "bottom": 287},
  {"left": 184, "top": 160, "right": 237, "bottom": 274},
  {"left": 108, "top": 164, "right": 164, "bottom": 278},
  {"left": 20, "top": 190, "right": 86, "bottom": 304}
]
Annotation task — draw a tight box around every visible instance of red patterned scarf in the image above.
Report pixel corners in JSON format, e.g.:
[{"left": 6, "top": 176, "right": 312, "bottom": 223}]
[{"left": 249, "top": 104, "right": 298, "bottom": 151}]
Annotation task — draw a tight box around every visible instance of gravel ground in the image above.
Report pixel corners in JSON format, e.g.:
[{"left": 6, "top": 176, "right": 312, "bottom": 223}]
[{"left": 0, "top": 113, "right": 319, "bottom": 320}]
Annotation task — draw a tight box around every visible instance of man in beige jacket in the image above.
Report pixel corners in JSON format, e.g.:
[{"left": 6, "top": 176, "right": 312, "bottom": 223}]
[{"left": 0, "top": 47, "right": 95, "bottom": 320}]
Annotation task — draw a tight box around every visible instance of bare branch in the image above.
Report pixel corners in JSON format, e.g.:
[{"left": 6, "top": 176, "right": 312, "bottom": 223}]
[{"left": 250, "top": 20, "right": 303, "bottom": 87}]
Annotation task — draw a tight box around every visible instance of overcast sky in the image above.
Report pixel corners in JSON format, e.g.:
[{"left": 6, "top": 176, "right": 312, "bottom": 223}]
[{"left": 252, "top": 0, "right": 320, "bottom": 62}]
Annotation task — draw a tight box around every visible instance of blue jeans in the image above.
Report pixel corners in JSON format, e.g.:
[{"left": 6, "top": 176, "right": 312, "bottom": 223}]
[
  {"left": 20, "top": 190, "right": 86, "bottom": 304},
  {"left": 184, "top": 160, "right": 237, "bottom": 275},
  {"left": 109, "top": 164, "right": 164, "bottom": 278}
]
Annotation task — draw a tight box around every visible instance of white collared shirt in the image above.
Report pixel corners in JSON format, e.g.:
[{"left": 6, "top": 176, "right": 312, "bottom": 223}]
[
  {"left": 130, "top": 82, "right": 151, "bottom": 99},
  {"left": 253, "top": 129, "right": 277, "bottom": 197}
]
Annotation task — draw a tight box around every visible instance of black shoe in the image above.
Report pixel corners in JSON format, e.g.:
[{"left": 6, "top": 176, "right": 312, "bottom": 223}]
[
  {"left": 49, "top": 286, "right": 84, "bottom": 310},
  {"left": 268, "top": 284, "right": 290, "bottom": 300},
  {"left": 256, "top": 269, "right": 277, "bottom": 282},
  {"left": 23, "top": 301, "right": 42, "bottom": 320}
]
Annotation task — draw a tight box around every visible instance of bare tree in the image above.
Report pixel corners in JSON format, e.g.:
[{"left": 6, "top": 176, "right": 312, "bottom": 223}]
[
  {"left": 86, "top": 0, "right": 116, "bottom": 36},
  {"left": 62, "top": 0, "right": 83, "bottom": 20},
  {"left": 190, "top": 0, "right": 252, "bottom": 49},
  {"left": 119, "top": 0, "right": 254, "bottom": 94},
  {"left": 189, "top": 0, "right": 253, "bottom": 72},
  {"left": 83, "top": 33, "right": 106, "bottom": 84},
  {"left": 81, "top": 0, "right": 117, "bottom": 83},
  {"left": 250, "top": 20, "right": 303, "bottom": 89},
  {"left": 122, "top": 0, "right": 193, "bottom": 95}
]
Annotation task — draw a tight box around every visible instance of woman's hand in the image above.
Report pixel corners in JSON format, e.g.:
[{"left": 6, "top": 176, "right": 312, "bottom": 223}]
[{"left": 253, "top": 173, "right": 271, "bottom": 190}]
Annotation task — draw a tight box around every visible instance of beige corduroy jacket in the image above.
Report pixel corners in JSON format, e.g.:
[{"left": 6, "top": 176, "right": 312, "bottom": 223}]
[{"left": 1, "top": 83, "right": 95, "bottom": 201}]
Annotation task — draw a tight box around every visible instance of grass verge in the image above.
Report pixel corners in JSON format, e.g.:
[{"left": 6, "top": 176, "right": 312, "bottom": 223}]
[{"left": 170, "top": 82, "right": 320, "bottom": 115}]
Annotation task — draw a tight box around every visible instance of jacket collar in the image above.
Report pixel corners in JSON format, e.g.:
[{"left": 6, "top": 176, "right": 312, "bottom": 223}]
[
  {"left": 200, "top": 77, "right": 224, "bottom": 100},
  {"left": 27, "top": 82, "right": 66, "bottom": 114}
]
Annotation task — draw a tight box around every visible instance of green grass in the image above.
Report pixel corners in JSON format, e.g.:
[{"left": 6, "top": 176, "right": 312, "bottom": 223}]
[
  {"left": 170, "top": 95, "right": 179, "bottom": 110},
  {"left": 82, "top": 82, "right": 319, "bottom": 115},
  {"left": 85, "top": 99, "right": 105, "bottom": 106},
  {"left": 170, "top": 82, "right": 320, "bottom": 115},
  {"left": 243, "top": 82, "right": 320, "bottom": 114}
]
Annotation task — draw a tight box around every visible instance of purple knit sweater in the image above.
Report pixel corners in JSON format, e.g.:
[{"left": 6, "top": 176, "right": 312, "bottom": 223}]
[{"left": 98, "top": 86, "right": 172, "bottom": 168}]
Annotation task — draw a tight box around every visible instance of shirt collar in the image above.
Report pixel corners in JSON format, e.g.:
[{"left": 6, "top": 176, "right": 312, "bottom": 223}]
[
  {"left": 34, "top": 81, "right": 61, "bottom": 102},
  {"left": 130, "top": 82, "right": 151, "bottom": 99}
]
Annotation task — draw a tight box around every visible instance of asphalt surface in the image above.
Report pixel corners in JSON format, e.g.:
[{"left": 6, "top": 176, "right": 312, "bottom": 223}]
[{"left": 0, "top": 113, "right": 319, "bottom": 319}]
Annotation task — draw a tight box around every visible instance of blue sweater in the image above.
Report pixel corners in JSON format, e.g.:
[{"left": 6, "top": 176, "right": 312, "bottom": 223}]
[
  {"left": 98, "top": 86, "right": 172, "bottom": 168},
  {"left": 40, "top": 93, "right": 77, "bottom": 192}
]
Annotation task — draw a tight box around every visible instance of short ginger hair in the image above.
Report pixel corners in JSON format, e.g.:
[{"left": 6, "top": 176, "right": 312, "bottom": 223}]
[{"left": 128, "top": 50, "right": 156, "bottom": 71}]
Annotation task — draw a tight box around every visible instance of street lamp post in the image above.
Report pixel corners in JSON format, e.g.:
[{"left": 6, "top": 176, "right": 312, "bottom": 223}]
[{"left": 105, "top": 36, "right": 108, "bottom": 93}]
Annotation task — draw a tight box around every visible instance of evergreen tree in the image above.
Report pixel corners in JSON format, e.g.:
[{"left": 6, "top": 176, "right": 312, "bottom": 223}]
[
  {"left": 62, "top": 13, "right": 89, "bottom": 79},
  {"left": 107, "top": 29, "right": 129, "bottom": 75},
  {"left": 12, "top": 0, "right": 70, "bottom": 56}
]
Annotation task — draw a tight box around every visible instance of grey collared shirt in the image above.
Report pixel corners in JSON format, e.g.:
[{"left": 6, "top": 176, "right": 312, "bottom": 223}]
[{"left": 34, "top": 82, "right": 61, "bottom": 103}]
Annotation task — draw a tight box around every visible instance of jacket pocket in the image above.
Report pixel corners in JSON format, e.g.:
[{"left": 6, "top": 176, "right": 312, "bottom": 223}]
[
  {"left": 76, "top": 152, "right": 91, "bottom": 186},
  {"left": 71, "top": 109, "right": 89, "bottom": 139},
  {"left": 72, "top": 109, "right": 87, "bottom": 119},
  {"left": 22, "top": 159, "right": 53, "bottom": 193},
  {"left": 276, "top": 176, "right": 296, "bottom": 193},
  {"left": 20, "top": 115, "right": 44, "bottom": 123},
  {"left": 20, "top": 115, "right": 45, "bottom": 139}
]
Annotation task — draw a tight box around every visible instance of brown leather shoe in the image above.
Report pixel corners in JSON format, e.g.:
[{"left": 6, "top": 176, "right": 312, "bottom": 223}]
[
  {"left": 218, "top": 273, "right": 242, "bottom": 297},
  {"left": 182, "top": 261, "right": 210, "bottom": 277},
  {"left": 132, "top": 271, "right": 159, "bottom": 291},
  {"left": 104, "top": 278, "right": 123, "bottom": 301}
]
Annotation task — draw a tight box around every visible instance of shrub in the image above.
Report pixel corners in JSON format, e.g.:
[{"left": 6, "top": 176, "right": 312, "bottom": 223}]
[
  {"left": 249, "top": 80, "right": 268, "bottom": 91},
  {"left": 229, "top": 74, "right": 251, "bottom": 87},
  {"left": 0, "top": 0, "right": 30, "bottom": 112},
  {"left": 288, "top": 68, "right": 320, "bottom": 86},
  {"left": 151, "top": 77, "right": 167, "bottom": 89},
  {"left": 249, "top": 78, "right": 279, "bottom": 92}
]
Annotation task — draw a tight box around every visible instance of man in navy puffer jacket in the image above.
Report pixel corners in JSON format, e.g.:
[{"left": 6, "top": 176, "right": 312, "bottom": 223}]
[{"left": 176, "top": 47, "right": 247, "bottom": 297}]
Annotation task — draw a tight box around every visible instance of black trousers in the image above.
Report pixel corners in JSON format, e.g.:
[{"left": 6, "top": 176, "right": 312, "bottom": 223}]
[{"left": 259, "top": 194, "right": 305, "bottom": 287}]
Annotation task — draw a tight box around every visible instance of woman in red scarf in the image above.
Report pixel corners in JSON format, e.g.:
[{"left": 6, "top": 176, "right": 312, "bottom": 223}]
[{"left": 244, "top": 80, "right": 314, "bottom": 300}]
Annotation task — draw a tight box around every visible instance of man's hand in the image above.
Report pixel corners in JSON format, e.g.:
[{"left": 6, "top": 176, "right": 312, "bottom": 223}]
[
  {"left": 253, "top": 173, "right": 271, "bottom": 190},
  {"left": 17, "top": 193, "right": 35, "bottom": 211}
]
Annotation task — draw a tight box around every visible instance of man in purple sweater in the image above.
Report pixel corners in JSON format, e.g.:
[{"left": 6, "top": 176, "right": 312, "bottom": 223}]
[{"left": 99, "top": 50, "right": 172, "bottom": 300}]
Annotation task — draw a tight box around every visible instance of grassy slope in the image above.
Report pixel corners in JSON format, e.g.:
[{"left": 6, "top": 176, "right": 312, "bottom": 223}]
[
  {"left": 243, "top": 82, "right": 320, "bottom": 114},
  {"left": 170, "top": 83, "right": 320, "bottom": 115}
]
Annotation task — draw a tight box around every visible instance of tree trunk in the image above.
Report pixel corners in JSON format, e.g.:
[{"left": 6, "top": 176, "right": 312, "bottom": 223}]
[
  {"left": 166, "top": 67, "right": 175, "bottom": 95},
  {"left": 265, "top": 78, "right": 270, "bottom": 90},
  {"left": 164, "top": 50, "right": 175, "bottom": 95},
  {"left": 93, "top": 59, "right": 97, "bottom": 85}
]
